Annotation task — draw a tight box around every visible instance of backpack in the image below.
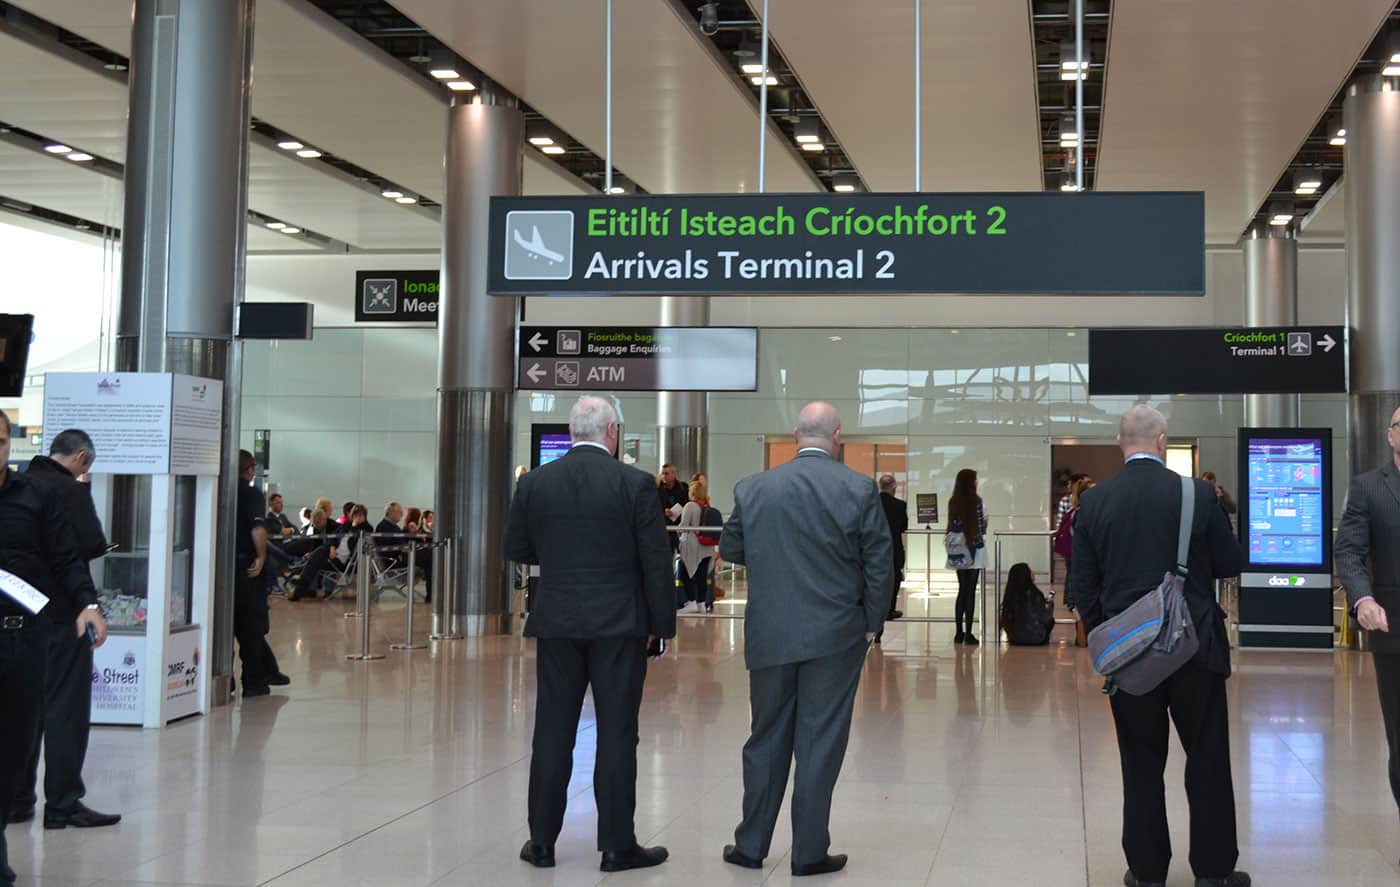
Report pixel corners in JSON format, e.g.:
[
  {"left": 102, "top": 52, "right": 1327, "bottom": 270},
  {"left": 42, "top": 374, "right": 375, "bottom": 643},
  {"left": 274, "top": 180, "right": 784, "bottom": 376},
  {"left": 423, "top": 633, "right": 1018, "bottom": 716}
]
[
  {"left": 697, "top": 505, "right": 722, "bottom": 547},
  {"left": 1086, "top": 476, "right": 1200, "bottom": 696},
  {"left": 1052, "top": 508, "right": 1077, "bottom": 558}
]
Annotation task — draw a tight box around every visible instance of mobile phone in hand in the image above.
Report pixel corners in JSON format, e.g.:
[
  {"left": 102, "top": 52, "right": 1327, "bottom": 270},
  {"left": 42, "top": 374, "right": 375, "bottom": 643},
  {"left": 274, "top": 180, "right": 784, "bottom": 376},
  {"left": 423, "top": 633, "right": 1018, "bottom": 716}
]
[
  {"left": 647, "top": 637, "right": 666, "bottom": 658},
  {"left": 85, "top": 624, "right": 98, "bottom": 648}
]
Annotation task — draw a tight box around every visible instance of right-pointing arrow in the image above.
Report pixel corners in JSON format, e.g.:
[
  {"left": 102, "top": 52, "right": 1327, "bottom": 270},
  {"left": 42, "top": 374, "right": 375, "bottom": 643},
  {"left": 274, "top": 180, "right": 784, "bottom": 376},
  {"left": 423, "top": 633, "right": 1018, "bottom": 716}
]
[
  {"left": 526, "top": 363, "right": 545, "bottom": 383},
  {"left": 1319, "top": 334, "right": 1336, "bottom": 353}
]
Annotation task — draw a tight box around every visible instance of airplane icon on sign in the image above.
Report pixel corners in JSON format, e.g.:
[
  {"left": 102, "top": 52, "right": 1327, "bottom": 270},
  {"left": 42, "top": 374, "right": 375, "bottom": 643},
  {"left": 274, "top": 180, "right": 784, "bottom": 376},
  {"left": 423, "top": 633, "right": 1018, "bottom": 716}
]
[{"left": 512, "top": 225, "right": 565, "bottom": 264}]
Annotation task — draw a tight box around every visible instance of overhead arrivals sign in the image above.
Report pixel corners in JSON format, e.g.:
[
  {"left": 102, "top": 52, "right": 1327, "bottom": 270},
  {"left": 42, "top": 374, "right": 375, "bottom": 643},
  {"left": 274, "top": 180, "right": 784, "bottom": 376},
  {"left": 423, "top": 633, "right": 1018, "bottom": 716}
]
[
  {"left": 516, "top": 326, "right": 758, "bottom": 392},
  {"left": 487, "top": 192, "right": 1205, "bottom": 296},
  {"left": 1088, "top": 326, "right": 1346, "bottom": 395}
]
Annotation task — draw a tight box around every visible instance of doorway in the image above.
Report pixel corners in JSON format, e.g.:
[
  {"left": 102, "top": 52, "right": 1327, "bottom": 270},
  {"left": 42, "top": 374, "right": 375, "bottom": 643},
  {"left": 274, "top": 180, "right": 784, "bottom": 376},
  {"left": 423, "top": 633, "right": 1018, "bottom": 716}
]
[{"left": 765, "top": 436, "right": 908, "bottom": 492}]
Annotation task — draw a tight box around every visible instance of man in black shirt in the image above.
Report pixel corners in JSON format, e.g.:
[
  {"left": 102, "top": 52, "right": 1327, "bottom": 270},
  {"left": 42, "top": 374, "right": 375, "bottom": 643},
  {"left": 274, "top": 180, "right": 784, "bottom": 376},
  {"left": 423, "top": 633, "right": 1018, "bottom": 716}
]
[
  {"left": 266, "top": 493, "right": 314, "bottom": 558},
  {"left": 0, "top": 413, "right": 107, "bottom": 884},
  {"left": 657, "top": 464, "right": 688, "bottom": 552},
  {"left": 234, "top": 451, "right": 288, "bottom": 698},
  {"left": 11, "top": 430, "right": 120, "bottom": 831},
  {"left": 878, "top": 474, "right": 907, "bottom": 623}
]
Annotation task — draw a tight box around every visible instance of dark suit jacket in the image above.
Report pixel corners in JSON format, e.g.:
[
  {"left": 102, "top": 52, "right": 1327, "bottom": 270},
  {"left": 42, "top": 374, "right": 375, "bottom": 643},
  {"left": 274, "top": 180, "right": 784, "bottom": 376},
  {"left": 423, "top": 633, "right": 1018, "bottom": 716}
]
[
  {"left": 24, "top": 456, "right": 106, "bottom": 623},
  {"left": 505, "top": 444, "right": 676, "bottom": 640},
  {"left": 881, "top": 492, "right": 908, "bottom": 568},
  {"left": 375, "top": 518, "right": 400, "bottom": 535},
  {"left": 1070, "top": 458, "right": 1244, "bottom": 677},
  {"left": 1336, "top": 460, "right": 1400, "bottom": 654},
  {"left": 720, "top": 450, "right": 892, "bottom": 671}
]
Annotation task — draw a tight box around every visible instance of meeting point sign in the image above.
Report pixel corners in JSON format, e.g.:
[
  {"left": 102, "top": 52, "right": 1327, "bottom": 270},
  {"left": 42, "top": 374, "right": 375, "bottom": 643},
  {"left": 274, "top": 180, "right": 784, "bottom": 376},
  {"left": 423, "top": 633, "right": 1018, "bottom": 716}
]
[{"left": 487, "top": 192, "right": 1205, "bottom": 297}]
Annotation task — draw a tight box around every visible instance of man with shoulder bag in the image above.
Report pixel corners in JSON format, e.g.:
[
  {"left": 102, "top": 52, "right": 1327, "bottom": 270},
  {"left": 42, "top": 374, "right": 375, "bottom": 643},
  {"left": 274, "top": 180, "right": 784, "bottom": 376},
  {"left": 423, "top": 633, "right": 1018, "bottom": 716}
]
[{"left": 1071, "top": 405, "right": 1248, "bottom": 887}]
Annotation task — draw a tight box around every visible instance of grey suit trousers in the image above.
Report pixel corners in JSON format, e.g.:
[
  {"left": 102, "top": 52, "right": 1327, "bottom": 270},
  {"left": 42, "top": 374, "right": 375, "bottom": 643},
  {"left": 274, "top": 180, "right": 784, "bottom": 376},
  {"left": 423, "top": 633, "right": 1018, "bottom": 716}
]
[{"left": 735, "top": 640, "right": 867, "bottom": 864}]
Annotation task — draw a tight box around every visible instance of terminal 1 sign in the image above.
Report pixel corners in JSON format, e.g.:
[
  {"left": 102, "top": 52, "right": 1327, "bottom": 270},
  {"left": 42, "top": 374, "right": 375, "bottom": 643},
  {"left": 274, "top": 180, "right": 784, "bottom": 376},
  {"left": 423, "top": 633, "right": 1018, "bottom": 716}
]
[
  {"left": 487, "top": 192, "right": 1205, "bottom": 296},
  {"left": 1088, "top": 326, "right": 1347, "bottom": 395}
]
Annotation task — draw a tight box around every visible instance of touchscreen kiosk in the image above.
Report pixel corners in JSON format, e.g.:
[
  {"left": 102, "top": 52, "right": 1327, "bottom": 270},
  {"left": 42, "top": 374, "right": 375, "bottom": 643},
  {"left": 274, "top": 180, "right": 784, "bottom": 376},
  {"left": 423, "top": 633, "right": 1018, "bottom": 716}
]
[
  {"left": 1236, "top": 428, "right": 1333, "bottom": 649},
  {"left": 530, "top": 423, "right": 572, "bottom": 468}
]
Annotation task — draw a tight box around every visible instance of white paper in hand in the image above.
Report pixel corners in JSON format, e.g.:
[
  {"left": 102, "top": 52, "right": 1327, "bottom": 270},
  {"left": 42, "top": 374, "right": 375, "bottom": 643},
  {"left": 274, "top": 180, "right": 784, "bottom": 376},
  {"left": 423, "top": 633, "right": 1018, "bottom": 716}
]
[
  {"left": 669, "top": 504, "right": 683, "bottom": 520},
  {"left": 0, "top": 568, "right": 49, "bottom": 615}
]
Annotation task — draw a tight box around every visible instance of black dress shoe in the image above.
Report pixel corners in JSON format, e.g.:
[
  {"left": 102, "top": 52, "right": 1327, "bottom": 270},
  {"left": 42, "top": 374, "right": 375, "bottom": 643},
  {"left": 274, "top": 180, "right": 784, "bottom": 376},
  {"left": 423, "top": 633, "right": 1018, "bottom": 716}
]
[
  {"left": 888, "top": 610, "right": 903, "bottom": 620},
  {"left": 723, "top": 845, "right": 763, "bottom": 869},
  {"left": 1124, "top": 871, "right": 1166, "bottom": 887},
  {"left": 792, "top": 854, "right": 847, "bottom": 877},
  {"left": 44, "top": 802, "right": 121, "bottom": 830},
  {"left": 600, "top": 845, "right": 668, "bottom": 872},
  {"left": 242, "top": 684, "right": 271, "bottom": 698},
  {"left": 964, "top": 634, "right": 980, "bottom": 646},
  {"left": 519, "top": 840, "right": 555, "bottom": 868},
  {"left": 6, "top": 807, "right": 33, "bottom": 824},
  {"left": 267, "top": 672, "right": 291, "bottom": 686},
  {"left": 1195, "top": 873, "right": 1251, "bottom": 887}
]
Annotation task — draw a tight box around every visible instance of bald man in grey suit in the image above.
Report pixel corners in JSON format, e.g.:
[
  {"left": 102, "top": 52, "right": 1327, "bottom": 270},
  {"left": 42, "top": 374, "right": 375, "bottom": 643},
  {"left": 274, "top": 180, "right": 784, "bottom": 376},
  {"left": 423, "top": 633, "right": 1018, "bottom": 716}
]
[{"left": 719, "top": 402, "right": 891, "bottom": 878}]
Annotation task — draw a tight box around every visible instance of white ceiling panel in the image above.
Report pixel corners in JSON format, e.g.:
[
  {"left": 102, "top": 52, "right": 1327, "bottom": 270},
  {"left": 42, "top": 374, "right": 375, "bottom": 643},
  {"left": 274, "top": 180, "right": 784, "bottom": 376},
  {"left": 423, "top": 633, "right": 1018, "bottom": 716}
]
[
  {"left": 767, "top": 0, "right": 1041, "bottom": 192},
  {"left": 0, "top": 32, "right": 129, "bottom": 161},
  {"left": 393, "top": 0, "right": 816, "bottom": 194},
  {"left": 1098, "top": 0, "right": 1391, "bottom": 244},
  {"left": 0, "top": 141, "right": 320, "bottom": 252}
]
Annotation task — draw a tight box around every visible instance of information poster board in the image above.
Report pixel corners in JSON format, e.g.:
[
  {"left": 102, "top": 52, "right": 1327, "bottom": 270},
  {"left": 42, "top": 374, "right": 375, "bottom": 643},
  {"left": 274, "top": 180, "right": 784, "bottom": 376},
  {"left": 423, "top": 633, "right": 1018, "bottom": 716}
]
[
  {"left": 43, "top": 373, "right": 223, "bottom": 476},
  {"left": 916, "top": 493, "right": 939, "bottom": 524},
  {"left": 91, "top": 639, "right": 145, "bottom": 726},
  {"left": 163, "top": 629, "right": 202, "bottom": 722},
  {"left": 1236, "top": 427, "right": 1334, "bottom": 649}
]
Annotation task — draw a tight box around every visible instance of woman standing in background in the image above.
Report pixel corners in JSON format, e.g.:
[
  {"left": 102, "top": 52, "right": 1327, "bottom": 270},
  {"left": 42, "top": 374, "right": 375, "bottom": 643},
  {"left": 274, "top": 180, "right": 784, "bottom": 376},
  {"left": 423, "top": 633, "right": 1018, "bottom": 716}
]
[{"left": 946, "top": 469, "right": 988, "bottom": 645}]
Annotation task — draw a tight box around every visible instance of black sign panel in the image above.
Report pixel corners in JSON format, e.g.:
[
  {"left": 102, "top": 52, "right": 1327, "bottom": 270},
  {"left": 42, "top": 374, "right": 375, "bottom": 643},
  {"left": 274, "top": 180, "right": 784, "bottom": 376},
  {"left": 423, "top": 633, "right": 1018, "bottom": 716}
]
[
  {"left": 253, "top": 429, "right": 271, "bottom": 471},
  {"left": 487, "top": 192, "right": 1205, "bottom": 296},
  {"left": 354, "top": 270, "right": 439, "bottom": 323},
  {"left": 238, "top": 302, "right": 314, "bottom": 339},
  {"left": 517, "top": 326, "right": 758, "bottom": 392},
  {"left": 915, "top": 493, "right": 939, "bottom": 525},
  {"left": 1089, "top": 326, "right": 1346, "bottom": 395}
]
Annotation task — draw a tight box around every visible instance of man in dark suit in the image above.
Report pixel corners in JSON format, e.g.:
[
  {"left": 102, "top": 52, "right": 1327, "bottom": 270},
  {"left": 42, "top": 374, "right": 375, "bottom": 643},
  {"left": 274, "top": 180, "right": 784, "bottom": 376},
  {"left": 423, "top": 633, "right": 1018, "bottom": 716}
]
[
  {"left": 1336, "top": 404, "right": 1400, "bottom": 825},
  {"left": 1071, "top": 405, "right": 1248, "bottom": 887},
  {"left": 719, "top": 402, "right": 891, "bottom": 878},
  {"left": 878, "top": 474, "right": 907, "bottom": 623},
  {"left": 505, "top": 396, "right": 676, "bottom": 874},
  {"left": 375, "top": 502, "right": 403, "bottom": 535},
  {"left": 10, "top": 430, "right": 120, "bottom": 830}
]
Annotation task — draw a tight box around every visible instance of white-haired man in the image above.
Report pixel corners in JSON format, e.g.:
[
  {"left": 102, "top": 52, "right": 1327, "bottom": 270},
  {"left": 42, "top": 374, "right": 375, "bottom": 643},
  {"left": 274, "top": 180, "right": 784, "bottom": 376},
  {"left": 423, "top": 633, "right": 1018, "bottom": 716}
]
[{"left": 505, "top": 396, "right": 676, "bottom": 873}]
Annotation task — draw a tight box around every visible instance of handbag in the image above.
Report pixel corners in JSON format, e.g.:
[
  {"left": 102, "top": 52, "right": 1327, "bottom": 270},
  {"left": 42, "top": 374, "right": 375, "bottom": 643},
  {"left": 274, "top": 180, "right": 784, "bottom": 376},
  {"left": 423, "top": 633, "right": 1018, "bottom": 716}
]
[
  {"left": 1086, "top": 476, "right": 1200, "bottom": 696},
  {"left": 944, "top": 532, "right": 986, "bottom": 570}
]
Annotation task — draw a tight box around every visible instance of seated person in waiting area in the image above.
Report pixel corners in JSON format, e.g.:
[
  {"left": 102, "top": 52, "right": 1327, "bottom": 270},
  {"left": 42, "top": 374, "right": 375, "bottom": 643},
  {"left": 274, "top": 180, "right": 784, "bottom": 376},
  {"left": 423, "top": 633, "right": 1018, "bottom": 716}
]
[
  {"left": 999, "top": 563, "right": 1055, "bottom": 646},
  {"left": 288, "top": 508, "right": 345, "bottom": 601}
]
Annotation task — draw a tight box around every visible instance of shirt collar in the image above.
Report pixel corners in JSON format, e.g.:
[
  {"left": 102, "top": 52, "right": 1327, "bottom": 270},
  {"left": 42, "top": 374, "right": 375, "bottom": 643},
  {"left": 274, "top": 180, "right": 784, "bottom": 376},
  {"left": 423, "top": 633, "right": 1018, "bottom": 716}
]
[
  {"left": 798, "top": 447, "right": 831, "bottom": 457},
  {"left": 1125, "top": 452, "right": 1165, "bottom": 467},
  {"left": 572, "top": 441, "right": 611, "bottom": 454}
]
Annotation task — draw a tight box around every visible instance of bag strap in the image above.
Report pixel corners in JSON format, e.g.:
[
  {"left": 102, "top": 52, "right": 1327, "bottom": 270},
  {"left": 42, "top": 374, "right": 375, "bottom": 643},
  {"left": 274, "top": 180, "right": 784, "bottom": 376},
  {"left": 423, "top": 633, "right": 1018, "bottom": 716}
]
[{"left": 1175, "top": 475, "right": 1195, "bottom": 577}]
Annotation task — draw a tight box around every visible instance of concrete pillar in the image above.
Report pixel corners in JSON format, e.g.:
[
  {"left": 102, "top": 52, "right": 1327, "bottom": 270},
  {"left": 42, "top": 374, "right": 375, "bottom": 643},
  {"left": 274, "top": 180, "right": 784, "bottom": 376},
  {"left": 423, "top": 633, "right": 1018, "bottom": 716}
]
[
  {"left": 657, "top": 297, "right": 709, "bottom": 480},
  {"left": 1242, "top": 225, "right": 1300, "bottom": 428},
  {"left": 1346, "top": 76, "right": 1400, "bottom": 475},
  {"left": 117, "top": 0, "right": 254, "bottom": 699},
  {"left": 433, "top": 97, "right": 523, "bottom": 638}
]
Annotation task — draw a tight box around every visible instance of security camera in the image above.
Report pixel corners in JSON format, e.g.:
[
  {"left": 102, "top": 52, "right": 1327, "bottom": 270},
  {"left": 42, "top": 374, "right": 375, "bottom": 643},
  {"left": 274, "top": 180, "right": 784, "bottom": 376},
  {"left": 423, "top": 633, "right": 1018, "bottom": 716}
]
[{"left": 699, "top": 2, "right": 720, "bottom": 36}]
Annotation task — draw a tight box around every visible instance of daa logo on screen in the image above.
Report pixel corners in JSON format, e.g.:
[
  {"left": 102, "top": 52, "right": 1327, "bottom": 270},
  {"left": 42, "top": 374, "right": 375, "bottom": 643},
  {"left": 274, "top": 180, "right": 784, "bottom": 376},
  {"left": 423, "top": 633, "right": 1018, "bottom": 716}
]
[{"left": 504, "top": 211, "right": 574, "bottom": 281}]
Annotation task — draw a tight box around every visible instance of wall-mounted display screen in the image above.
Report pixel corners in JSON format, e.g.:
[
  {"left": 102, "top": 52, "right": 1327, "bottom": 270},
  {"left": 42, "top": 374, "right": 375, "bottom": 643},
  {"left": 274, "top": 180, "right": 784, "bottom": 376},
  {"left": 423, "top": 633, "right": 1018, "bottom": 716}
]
[
  {"left": 1238, "top": 430, "right": 1331, "bottom": 571},
  {"left": 0, "top": 313, "right": 34, "bottom": 397},
  {"left": 530, "top": 423, "right": 572, "bottom": 469}
]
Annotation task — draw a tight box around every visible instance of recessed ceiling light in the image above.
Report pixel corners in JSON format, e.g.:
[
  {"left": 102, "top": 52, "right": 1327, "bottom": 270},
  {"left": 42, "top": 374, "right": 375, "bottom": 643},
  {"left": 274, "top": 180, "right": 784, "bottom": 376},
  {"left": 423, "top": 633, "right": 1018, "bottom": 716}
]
[
  {"left": 740, "top": 62, "right": 765, "bottom": 75},
  {"left": 394, "top": 196, "right": 418, "bottom": 204},
  {"left": 832, "top": 173, "right": 859, "bottom": 193},
  {"left": 750, "top": 75, "right": 779, "bottom": 86},
  {"left": 1066, "top": 331, "right": 1077, "bottom": 337},
  {"left": 66, "top": 153, "right": 94, "bottom": 162},
  {"left": 277, "top": 140, "right": 303, "bottom": 151},
  {"left": 608, "top": 186, "right": 626, "bottom": 194},
  {"left": 296, "top": 149, "right": 322, "bottom": 158},
  {"left": 540, "top": 145, "right": 566, "bottom": 155},
  {"left": 381, "top": 190, "right": 403, "bottom": 199},
  {"left": 828, "top": 336, "right": 843, "bottom": 342},
  {"left": 280, "top": 227, "right": 302, "bottom": 235},
  {"left": 795, "top": 134, "right": 820, "bottom": 144},
  {"left": 801, "top": 142, "right": 825, "bottom": 152},
  {"left": 446, "top": 80, "right": 476, "bottom": 91},
  {"left": 265, "top": 221, "right": 286, "bottom": 229},
  {"left": 1384, "top": 64, "right": 1400, "bottom": 77},
  {"left": 103, "top": 62, "right": 127, "bottom": 71},
  {"left": 1391, "top": 51, "right": 1400, "bottom": 64},
  {"left": 1330, "top": 135, "right": 1347, "bottom": 146},
  {"left": 1269, "top": 214, "right": 1293, "bottom": 226},
  {"left": 1061, "top": 182, "right": 1081, "bottom": 192},
  {"left": 429, "top": 68, "right": 460, "bottom": 80},
  {"left": 528, "top": 136, "right": 555, "bottom": 146},
  {"left": 833, "top": 183, "right": 855, "bottom": 192},
  {"left": 44, "top": 144, "right": 72, "bottom": 154}
]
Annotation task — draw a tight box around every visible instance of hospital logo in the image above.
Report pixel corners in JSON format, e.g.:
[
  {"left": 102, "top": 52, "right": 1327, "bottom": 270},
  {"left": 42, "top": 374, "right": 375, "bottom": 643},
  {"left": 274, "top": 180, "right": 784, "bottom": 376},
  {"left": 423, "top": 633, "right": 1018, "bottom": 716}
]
[{"left": 504, "top": 210, "right": 574, "bottom": 281}]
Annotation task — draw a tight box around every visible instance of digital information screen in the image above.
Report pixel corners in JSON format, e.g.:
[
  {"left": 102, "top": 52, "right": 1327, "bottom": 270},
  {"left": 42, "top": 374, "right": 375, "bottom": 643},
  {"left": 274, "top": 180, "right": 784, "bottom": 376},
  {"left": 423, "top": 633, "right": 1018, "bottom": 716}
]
[
  {"left": 1244, "top": 436, "right": 1326, "bottom": 568},
  {"left": 537, "top": 433, "right": 571, "bottom": 466},
  {"left": 530, "top": 423, "right": 572, "bottom": 469}
]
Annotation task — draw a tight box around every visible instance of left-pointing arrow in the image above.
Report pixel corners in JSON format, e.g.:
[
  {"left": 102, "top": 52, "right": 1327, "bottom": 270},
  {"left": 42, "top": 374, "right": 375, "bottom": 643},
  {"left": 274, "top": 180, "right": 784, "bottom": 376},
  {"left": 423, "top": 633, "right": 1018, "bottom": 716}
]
[
  {"left": 528, "top": 332, "right": 548, "bottom": 353},
  {"left": 526, "top": 363, "right": 546, "bottom": 383}
]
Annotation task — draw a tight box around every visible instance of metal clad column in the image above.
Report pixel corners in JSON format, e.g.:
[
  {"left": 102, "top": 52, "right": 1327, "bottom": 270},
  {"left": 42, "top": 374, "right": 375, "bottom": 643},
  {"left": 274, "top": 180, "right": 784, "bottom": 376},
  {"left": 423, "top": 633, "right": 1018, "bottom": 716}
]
[
  {"left": 118, "top": 0, "right": 254, "bottom": 700},
  {"left": 435, "top": 98, "right": 523, "bottom": 638},
  {"left": 1243, "top": 226, "right": 1300, "bottom": 428},
  {"left": 657, "top": 296, "right": 709, "bottom": 479},
  {"left": 1346, "top": 76, "right": 1400, "bottom": 475}
]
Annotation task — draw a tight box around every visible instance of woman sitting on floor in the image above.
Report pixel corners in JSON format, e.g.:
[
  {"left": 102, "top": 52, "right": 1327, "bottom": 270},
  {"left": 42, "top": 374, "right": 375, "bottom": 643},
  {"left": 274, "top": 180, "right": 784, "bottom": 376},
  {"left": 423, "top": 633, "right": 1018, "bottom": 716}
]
[{"left": 1000, "top": 562, "right": 1055, "bottom": 646}]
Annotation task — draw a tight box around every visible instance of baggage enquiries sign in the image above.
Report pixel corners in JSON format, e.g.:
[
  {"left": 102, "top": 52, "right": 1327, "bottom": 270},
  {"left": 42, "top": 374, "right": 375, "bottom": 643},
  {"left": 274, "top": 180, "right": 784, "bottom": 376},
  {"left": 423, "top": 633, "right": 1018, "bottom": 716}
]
[
  {"left": 517, "top": 326, "right": 758, "bottom": 392},
  {"left": 488, "top": 192, "right": 1205, "bottom": 296}
]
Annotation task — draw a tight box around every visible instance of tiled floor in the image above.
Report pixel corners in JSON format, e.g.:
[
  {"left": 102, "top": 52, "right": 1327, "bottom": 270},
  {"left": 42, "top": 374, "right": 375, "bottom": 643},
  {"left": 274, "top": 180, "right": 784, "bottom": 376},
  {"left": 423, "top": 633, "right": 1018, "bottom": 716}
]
[{"left": 7, "top": 588, "right": 1400, "bottom": 887}]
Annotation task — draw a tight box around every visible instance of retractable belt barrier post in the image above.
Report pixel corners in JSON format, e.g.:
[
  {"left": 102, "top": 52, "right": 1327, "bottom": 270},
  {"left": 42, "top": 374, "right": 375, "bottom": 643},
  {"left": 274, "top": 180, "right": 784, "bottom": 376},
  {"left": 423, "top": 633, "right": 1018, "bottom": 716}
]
[
  {"left": 391, "top": 538, "right": 429, "bottom": 652},
  {"left": 431, "top": 536, "right": 464, "bottom": 641},
  {"left": 347, "top": 533, "right": 385, "bottom": 661}
]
